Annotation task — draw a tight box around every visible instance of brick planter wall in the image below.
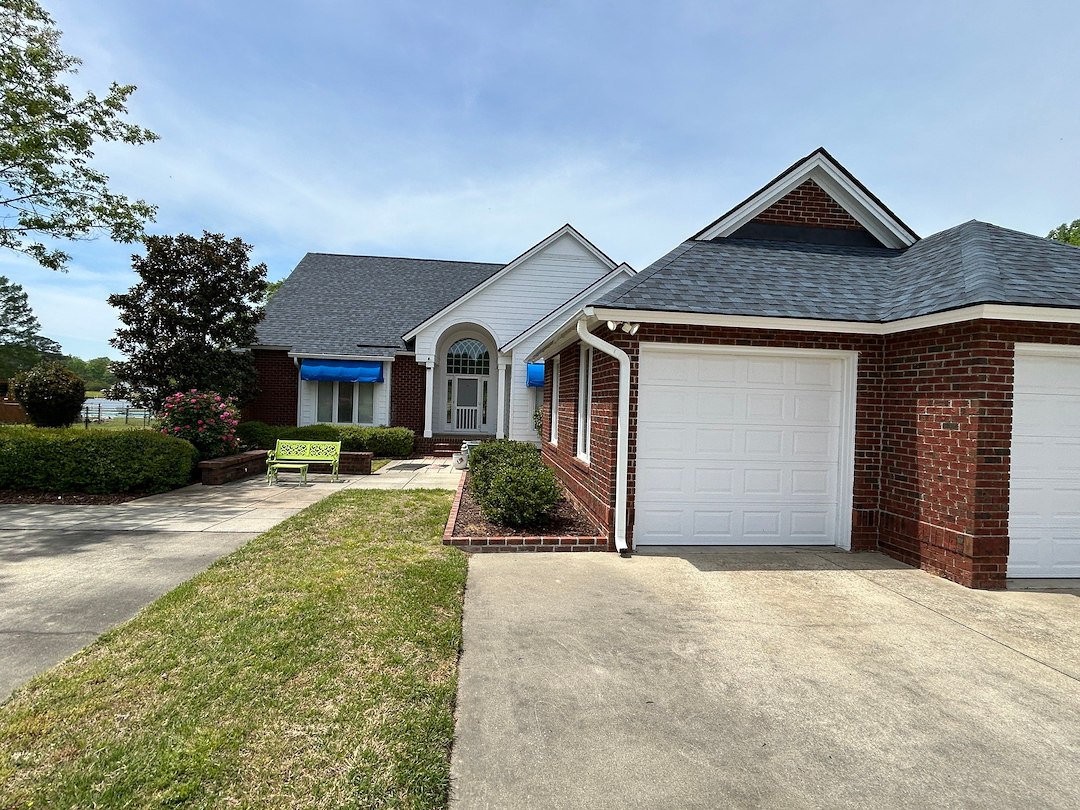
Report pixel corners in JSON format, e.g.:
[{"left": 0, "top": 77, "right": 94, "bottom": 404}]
[
  {"left": 340, "top": 451, "right": 373, "bottom": 475},
  {"left": 199, "top": 450, "right": 268, "bottom": 485},
  {"left": 442, "top": 468, "right": 612, "bottom": 553}
]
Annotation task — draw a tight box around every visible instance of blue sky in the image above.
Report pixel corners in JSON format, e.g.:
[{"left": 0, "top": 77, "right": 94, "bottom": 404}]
[{"left": 4, "top": 0, "right": 1080, "bottom": 359}]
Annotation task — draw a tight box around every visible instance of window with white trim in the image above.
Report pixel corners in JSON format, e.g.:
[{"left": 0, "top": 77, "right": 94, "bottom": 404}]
[
  {"left": 577, "top": 346, "right": 592, "bottom": 461},
  {"left": 315, "top": 381, "right": 375, "bottom": 424},
  {"left": 550, "top": 355, "right": 560, "bottom": 444}
]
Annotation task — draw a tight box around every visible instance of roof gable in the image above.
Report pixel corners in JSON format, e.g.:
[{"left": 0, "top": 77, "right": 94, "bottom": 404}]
[
  {"left": 693, "top": 148, "right": 919, "bottom": 249},
  {"left": 401, "top": 224, "right": 616, "bottom": 341}
]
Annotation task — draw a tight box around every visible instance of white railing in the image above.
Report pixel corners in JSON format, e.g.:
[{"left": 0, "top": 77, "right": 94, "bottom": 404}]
[{"left": 455, "top": 406, "right": 478, "bottom": 431}]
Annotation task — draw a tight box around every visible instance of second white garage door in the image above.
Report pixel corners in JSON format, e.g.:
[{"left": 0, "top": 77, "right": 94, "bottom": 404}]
[
  {"left": 1009, "top": 346, "right": 1080, "bottom": 577},
  {"left": 634, "top": 345, "right": 855, "bottom": 547}
]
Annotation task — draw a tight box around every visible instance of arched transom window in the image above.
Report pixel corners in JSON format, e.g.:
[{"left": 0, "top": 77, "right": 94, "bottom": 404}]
[{"left": 446, "top": 338, "right": 490, "bottom": 375}]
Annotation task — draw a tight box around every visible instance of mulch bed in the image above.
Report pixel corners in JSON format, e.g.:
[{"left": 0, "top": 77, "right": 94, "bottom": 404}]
[
  {"left": 0, "top": 490, "right": 144, "bottom": 505},
  {"left": 452, "top": 477, "right": 603, "bottom": 538}
]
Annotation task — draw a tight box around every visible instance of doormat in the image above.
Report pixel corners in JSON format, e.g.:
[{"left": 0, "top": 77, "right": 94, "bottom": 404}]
[{"left": 390, "top": 462, "right": 429, "bottom": 471}]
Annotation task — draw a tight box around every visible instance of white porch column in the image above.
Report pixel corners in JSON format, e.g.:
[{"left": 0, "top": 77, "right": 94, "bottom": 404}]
[
  {"left": 423, "top": 360, "right": 435, "bottom": 439},
  {"left": 495, "top": 358, "right": 509, "bottom": 439}
]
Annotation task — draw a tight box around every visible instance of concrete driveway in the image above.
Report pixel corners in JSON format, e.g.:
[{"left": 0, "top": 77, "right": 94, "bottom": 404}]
[{"left": 452, "top": 548, "right": 1080, "bottom": 809}]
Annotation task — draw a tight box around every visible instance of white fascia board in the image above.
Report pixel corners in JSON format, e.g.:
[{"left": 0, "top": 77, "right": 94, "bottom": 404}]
[
  {"left": 695, "top": 156, "right": 915, "bottom": 248},
  {"left": 499, "top": 262, "right": 637, "bottom": 353},
  {"left": 588, "top": 304, "right": 1080, "bottom": 336},
  {"left": 526, "top": 308, "right": 591, "bottom": 362},
  {"left": 288, "top": 352, "right": 396, "bottom": 361},
  {"left": 402, "top": 224, "right": 617, "bottom": 342}
]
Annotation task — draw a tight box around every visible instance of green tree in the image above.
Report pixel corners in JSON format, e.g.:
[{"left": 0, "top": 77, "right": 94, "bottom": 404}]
[
  {"left": 1048, "top": 219, "right": 1080, "bottom": 247},
  {"left": 107, "top": 232, "right": 267, "bottom": 410},
  {"left": 1, "top": 0, "right": 158, "bottom": 271},
  {"left": 0, "top": 274, "right": 61, "bottom": 377},
  {"left": 63, "top": 354, "right": 115, "bottom": 391},
  {"left": 263, "top": 278, "right": 285, "bottom": 304}
]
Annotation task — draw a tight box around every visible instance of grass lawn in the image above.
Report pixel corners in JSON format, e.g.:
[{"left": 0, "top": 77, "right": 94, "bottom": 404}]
[
  {"left": 371, "top": 457, "right": 393, "bottom": 472},
  {"left": 0, "top": 489, "right": 465, "bottom": 809}
]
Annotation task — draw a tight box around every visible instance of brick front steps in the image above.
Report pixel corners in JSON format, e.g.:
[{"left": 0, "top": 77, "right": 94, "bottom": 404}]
[
  {"left": 199, "top": 450, "right": 373, "bottom": 485},
  {"left": 442, "top": 473, "right": 612, "bottom": 553}
]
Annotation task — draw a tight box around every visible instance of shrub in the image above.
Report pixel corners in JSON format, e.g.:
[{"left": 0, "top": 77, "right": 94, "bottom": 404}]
[
  {"left": 159, "top": 390, "right": 241, "bottom": 459},
  {"left": 361, "top": 426, "right": 414, "bottom": 457},
  {"left": 0, "top": 427, "right": 197, "bottom": 494},
  {"left": 236, "top": 422, "right": 415, "bottom": 457},
  {"left": 236, "top": 420, "right": 281, "bottom": 450},
  {"left": 278, "top": 424, "right": 340, "bottom": 442},
  {"left": 468, "top": 440, "right": 561, "bottom": 527},
  {"left": 11, "top": 361, "right": 86, "bottom": 427}
]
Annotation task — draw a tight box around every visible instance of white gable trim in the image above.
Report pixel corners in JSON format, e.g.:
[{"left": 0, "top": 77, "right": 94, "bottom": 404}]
[
  {"left": 498, "top": 262, "right": 636, "bottom": 353},
  {"left": 402, "top": 224, "right": 617, "bottom": 342},
  {"left": 694, "top": 151, "right": 918, "bottom": 249}
]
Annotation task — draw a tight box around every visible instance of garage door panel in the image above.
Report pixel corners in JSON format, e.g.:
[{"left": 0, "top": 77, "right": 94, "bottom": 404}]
[
  {"left": 635, "top": 347, "right": 849, "bottom": 547},
  {"left": 1010, "top": 349, "right": 1080, "bottom": 577}
]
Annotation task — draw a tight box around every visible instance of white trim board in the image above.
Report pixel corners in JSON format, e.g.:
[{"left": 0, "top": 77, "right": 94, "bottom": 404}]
[
  {"left": 288, "top": 352, "right": 396, "bottom": 361},
  {"left": 585, "top": 304, "right": 1080, "bottom": 336}
]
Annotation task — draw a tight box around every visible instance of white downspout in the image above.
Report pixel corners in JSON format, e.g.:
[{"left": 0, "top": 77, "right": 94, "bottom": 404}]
[{"left": 575, "top": 319, "right": 630, "bottom": 554}]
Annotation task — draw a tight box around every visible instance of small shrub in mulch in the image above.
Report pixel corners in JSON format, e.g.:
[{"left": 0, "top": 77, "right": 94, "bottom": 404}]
[
  {"left": 454, "top": 476, "right": 603, "bottom": 538},
  {"left": 467, "top": 440, "right": 563, "bottom": 528}
]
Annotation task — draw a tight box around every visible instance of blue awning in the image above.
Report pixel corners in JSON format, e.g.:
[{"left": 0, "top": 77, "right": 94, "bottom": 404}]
[
  {"left": 300, "top": 359, "right": 384, "bottom": 383},
  {"left": 526, "top": 361, "right": 545, "bottom": 387}
]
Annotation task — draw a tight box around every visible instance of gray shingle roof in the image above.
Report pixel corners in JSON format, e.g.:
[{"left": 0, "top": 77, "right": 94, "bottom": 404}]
[
  {"left": 256, "top": 253, "right": 504, "bottom": 356},
  {"left": 594, "top": 221, "right": 1080, "bottom": 322}
]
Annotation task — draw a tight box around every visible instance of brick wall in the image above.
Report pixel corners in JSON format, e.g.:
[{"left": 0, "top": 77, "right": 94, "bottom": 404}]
[
  {"left": 752, "top": 179, "right": 866, "bottom": 231},
  {"left": 542, "top": 319, "right": 1080, "bottom": 589},
  {"left": 878, "top": 321, "right": 1080, "bottom": 588},
  {"left": 243, "top": 349, "right": 298, "bottom": 426},
  {"left": 390, "top": 355, "right": 426, "bottom": 433}
]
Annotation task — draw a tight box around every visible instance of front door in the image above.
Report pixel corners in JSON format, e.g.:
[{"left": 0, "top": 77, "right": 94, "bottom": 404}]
[{"left": 448, "top": 376, "right": 487, "bottom": 432}]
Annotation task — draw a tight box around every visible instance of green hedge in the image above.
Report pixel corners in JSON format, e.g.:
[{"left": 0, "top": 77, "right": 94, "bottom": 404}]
[
  {"left": 236, "top": 422, "right": 415, "bottom": 457},
  {"left": 468, "top": 440, "right": 562, "bottom": 528},
  {"left": 0, "top": 427, "right": 197, "bottom": 494}
]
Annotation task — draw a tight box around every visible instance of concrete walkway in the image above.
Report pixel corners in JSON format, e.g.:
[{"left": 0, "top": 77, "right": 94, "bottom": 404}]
[
  {"left": 452, "top": 548, "right": 1080, "bottom": 809},
  {"left": 0, "top": 458, "right": 461, "bottom": 701}
]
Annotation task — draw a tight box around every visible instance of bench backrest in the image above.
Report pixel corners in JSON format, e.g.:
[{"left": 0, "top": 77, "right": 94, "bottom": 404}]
[{"left": 271, "top": 439, "right": 341, "bottom": 462}]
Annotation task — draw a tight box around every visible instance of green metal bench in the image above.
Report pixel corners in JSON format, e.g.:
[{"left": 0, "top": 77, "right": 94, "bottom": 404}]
[{"left": 266, "top": 439, "right": 341, "bottom": 486}]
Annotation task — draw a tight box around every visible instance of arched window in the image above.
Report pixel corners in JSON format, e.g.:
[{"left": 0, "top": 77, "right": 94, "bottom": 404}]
[{"left": 446, "top": 338, "right": 490, "bottom": 375}]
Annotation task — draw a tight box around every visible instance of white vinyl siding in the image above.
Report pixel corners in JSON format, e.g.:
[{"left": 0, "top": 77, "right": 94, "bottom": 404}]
[
  {"left": 1009, "top": 346, "right": 1080, "bottom": 577},
  {"left": 577, "top": 346, "right": 592, "bottom": 461}
]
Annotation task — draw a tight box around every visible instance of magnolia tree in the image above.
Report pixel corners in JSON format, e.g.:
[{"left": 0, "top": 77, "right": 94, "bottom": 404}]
[
  {"left": 107, "top": 232, "right": 267, "bottom": 410},
  {"left": 158, "top": 390, "right": 241, "bottom": 459}
]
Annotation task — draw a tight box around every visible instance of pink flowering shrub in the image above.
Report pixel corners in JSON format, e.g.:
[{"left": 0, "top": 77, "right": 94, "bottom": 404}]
[{"left": 159, "top": 389, "right": 241, "bottom": 459}]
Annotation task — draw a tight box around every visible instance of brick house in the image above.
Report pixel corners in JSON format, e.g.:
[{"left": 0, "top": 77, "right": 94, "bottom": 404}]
[
  {"left": 247, "top": 225, "right": 634, "bottom": 453},
  {"left": 530, "top": 148, "right": 1080, "bottom": 589}
]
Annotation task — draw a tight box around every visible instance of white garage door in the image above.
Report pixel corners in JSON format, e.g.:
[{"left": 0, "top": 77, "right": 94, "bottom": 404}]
[
  {"left": 634, "top": 346, "right": 854, "bottom": 546},
  {"left": 1009, "top": 347, "right": 1080, "bottom": 577}
]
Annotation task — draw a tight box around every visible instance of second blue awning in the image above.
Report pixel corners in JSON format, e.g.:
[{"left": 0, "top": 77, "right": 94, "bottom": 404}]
[
  {"left": 526, "top": 362, "right": 545, "bottom": 387},
  {"left": 300, "top": 359, "right": 385, "bottom": 383}
]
